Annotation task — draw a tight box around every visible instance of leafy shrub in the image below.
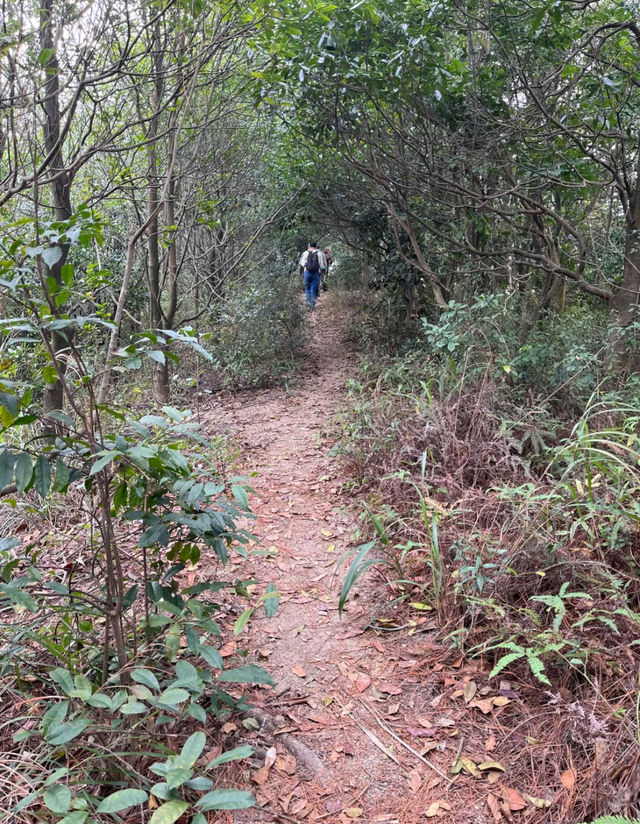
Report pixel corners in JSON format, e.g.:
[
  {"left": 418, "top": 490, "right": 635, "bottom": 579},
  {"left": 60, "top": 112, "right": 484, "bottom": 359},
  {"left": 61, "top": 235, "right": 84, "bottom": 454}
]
[
  {"left": 0, "top": 224, "right": 278, "bottom": 820},
  {"left": 209, "top": 272, "right": 306, "bottom": 388}
]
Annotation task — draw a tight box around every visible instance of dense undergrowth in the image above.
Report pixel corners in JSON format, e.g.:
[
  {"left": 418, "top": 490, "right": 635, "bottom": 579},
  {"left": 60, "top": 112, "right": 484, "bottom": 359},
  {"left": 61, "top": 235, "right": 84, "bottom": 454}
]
[
  {"left": 0, "top": 244, "right": 292, "bottom": 821},
  {"left": 336, "top": 285, "right": 640, "bottom": 823}
]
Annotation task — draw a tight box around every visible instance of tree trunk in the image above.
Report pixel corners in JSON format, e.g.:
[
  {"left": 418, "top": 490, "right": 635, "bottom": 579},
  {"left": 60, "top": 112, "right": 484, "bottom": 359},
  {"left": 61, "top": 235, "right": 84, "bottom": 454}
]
[
  {"left": 610, "top": 150, "right": 640, "bottom": 370},
  {"left": 147, "top": 21, "right": 163, "bottom": 334},
  {"left": 40, "top": 0, "right": 73, "bottom": 418}
]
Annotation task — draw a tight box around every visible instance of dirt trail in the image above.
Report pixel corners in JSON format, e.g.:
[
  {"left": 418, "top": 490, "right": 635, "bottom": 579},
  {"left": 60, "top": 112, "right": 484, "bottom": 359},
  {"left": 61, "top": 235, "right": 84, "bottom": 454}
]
[{"left": 200, "top": 294, "right": 492, "bottom": 824}]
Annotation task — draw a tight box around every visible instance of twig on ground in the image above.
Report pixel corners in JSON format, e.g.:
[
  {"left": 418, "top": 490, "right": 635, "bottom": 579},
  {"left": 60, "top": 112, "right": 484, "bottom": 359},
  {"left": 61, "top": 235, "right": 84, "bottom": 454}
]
[{"left": 355, "top": 698, "right": 453, "bottom": 783}]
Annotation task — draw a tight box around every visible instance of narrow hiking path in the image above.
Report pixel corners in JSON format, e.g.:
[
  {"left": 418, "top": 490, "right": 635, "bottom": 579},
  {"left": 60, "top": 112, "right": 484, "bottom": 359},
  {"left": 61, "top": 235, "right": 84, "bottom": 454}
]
[{"left": 198, "top": 294, "right": 501, "bottom": 824}]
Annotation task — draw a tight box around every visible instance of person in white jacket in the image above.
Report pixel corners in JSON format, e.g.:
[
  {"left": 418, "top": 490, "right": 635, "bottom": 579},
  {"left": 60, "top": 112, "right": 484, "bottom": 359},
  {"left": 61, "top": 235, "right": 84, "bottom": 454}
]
[{"left": 298, "top": 242, "right": 326, "bottom": 309}]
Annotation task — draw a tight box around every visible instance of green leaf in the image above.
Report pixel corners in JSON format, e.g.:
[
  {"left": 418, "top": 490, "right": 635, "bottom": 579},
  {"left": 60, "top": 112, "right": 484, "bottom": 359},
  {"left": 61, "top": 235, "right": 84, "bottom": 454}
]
[
  {"left": 217, "top": 664, "right": 274, "bottom": 686},
  {"left": 85, "top": 693, "right": 112, "bottom": 709},
  {"left": 147, "top": 350, "right": 166, "bottom": 365},
  {"left": 180, "top": 731, "right": 206, "bottom": 766},
  {"left": 191, "top": 813, "right": 207, "bottom": 824},
  {"left": 43, "top": 784, "right": 71, "bottom": 814},
  {"left": 59, "top": 812, "right": 88, "bottom": 824},
  {"left": 61, "top": 263, "right": 74, "bottom": 286},
  {"left": 0, "top": 583, "right": 37, "bottom": 612},
  {"left": 195, "top": 789, "right": 256, "bottom": 811},
  {"left": 33, "top": 455, "right": 51, "bottom": 497},
  {"left": 263, "top": 583, "right": 279, "bottom": 618},
  {"left": 46, "top": 720, "right": 91, "bottom": 745},
  {"left": 157, "top": 688, "right": 190, "bottom": 706},
  {"left": 52, "top": 458, "right": 71, "bottom": 493},
  {"left": 198, "top": 645, "right": 223, "bottom": 669},
  {"left": 131, "top": 668, "right": 160, "bottom": 691},
  {"left": 0, "top": 450, "right": 15, "bottom": 488},
  {"left": 50, "top": 668, "right": 74, "bottom": 695},
  {"left": 149, "top": 800, "right": 190, "bottom": 824},
  {"left": 338, "top": 541, "right": 380, "bottom": 614},
  {"left": 38, "top": 47, "right": 55, "bottom": 65},
  {"left": 42, "top": 246, "right": 63, "bottom": 268},
  {"left": 96, "top": 789, "right": 148, "bottom": 814},
  {"left": 231, "top": 484, "right": 249, "bottom": 509},
  {"left": 233, "top": 607, "right": 253, "bottom": 636},
  {"left": 44, "top": 767, "right": 69, "bottom": 786},
  {"left": 89, "top": 452, "right": 117, "bottom": 476},
  {"left": 13, "top": 791, "right": 38, "bottom": 813},
  {"left": 120, "top": 700, "right": 148, "bottom": 714},
  {"left": 139, "top": 522, "right": 169, "bottom": 547},
  {"left": 14, "top": 453, "right": 33, "bottom": 492},
  {"left": 166, "top": 767, "right": 192, "bottom": 790},
  {"left": 187, "top": 702, "right": 207, "bottom": 723},
  {"left": 0, "top": 390, "right": 18, "bottom": 419},
  {"left": 207, "top": 745, "right": 254, "bottom": 768}
]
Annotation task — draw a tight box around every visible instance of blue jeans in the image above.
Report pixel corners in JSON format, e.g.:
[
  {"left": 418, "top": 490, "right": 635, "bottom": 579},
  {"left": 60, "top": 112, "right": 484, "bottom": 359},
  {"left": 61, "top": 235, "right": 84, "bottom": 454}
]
[{"left": 304, "top": 269, "right": 320, "bottom": 308}]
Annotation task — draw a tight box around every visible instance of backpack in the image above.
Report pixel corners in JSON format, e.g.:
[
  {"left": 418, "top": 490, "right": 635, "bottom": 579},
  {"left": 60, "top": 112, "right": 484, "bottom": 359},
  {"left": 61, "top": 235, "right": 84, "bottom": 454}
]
[{"left": 306, "top": 250, "right": 319, "bottom": 272}]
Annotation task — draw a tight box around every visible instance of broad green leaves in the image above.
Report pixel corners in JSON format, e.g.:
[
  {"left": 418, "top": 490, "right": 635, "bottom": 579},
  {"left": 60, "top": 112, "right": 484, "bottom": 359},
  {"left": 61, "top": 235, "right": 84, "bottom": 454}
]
[{"left": 97, "top": 789, "right": 148, "bottom": 814}]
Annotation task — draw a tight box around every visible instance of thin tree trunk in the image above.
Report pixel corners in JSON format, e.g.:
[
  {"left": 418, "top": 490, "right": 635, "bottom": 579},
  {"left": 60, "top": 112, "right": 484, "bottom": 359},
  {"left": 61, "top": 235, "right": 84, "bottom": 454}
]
[{"left": 40, "top": 0, "right": 73, "bottom": 419}]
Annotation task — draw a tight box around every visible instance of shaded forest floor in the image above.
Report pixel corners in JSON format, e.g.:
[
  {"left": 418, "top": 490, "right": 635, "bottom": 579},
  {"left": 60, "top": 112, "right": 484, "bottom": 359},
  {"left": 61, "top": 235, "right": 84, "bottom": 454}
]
[{"left": 195, "top": 293, "right": 551, "bottom": 824}]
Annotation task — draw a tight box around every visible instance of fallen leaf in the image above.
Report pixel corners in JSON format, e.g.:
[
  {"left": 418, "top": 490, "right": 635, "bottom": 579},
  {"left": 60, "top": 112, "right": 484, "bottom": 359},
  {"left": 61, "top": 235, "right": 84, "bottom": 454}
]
[
  {"left": 434, "top": 715, "right": 456, "bottom": 727},
  {"left": 243, "top": 717, "right": 260, "bottom": 731},
  {"left": 408, "top": 769, "right": 422, "bottom": 793},
  {"left": 356, "top": 673, "right": 371, "bottom": 693},
  {"left": 500, "top": 786, "right": 526, "bottom": 811},
  {"left": 291, "top": 665, "right": 306, "bottom": 678},
  {"left": 219, "top": 641, "right": 236, "bottom": 657},
  {"left": 265, "top": 746, "right": 277, "bottom": 768},
  {"left": 388, "top": 703, "right": 400, "bottom": 715},
  {"left": 561, "top": 768, "right": 576, "bottom": 790},
  {"left": 425, "top": 802, "right": 440, "bottom": 818},
  {"left": 460, "top": 757, "right": 481, "bottom": 777},
  {"left": 485, "top": 733, "right": 497, "bottom": 752},
  {"left": 478, "top": 761, "right": 505, "bottom": 772},
  {"left": 325, "top": 798, "right": 343, "bottom": 814},
  {"left": 523, "top": 794, "right": 551, "bottom": 809},
  {"left": 252, "top": 765, "right": 270, "bottom": 785},
  {"left": 486, "top": 793, "right": 501, "bottom": 823},
  {"left": 221, "top": 722, "right": 237, "bottom": 734},
  {"left": 487, "top": 771, "right": 502, "bottom": 784},
  {"left": 321, "top": 529, "right": 334, "bottom": 538},
  {"left": 377, "top": 683, "right": 402, "bottom": 695},
  {"left": 344, "top": 807, "right": 363, "bottom": 818},
  {"left": 469, "top": 698, "right": 495, "bottom": 714},
  {"left": 492, "top": 696, "right": 510, "bottom": 707},
  {"left": 327, "top": 543, "right": 336, "bottom": 552},
  {"left": 464, "top": 681, "right": 478, "bottom": 703}
]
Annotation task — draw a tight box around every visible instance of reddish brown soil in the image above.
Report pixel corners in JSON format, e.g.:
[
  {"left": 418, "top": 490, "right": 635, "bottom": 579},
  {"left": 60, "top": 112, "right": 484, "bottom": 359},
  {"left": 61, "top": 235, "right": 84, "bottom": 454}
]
[{"left": 197, "top": 295, "right": 539, "bottom": 824}]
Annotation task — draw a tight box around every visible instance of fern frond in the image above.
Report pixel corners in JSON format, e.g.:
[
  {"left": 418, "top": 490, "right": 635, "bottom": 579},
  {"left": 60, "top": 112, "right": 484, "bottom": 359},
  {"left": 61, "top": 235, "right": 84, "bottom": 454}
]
[
  {"left": 525, "top": 652, "right": 551, "bottom": 686},
  {"left": 489, "top": 651, "right": 523, "bottom": 679}
]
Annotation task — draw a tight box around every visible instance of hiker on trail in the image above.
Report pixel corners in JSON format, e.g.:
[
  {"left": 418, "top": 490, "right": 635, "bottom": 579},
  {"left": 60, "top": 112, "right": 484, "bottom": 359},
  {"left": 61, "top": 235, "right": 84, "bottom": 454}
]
[
  {"left": 320, "top": 247, "right": 332, "bottom": 292},
  {"left": 299, "top": 242, "right": 326, "bottom": 309}
]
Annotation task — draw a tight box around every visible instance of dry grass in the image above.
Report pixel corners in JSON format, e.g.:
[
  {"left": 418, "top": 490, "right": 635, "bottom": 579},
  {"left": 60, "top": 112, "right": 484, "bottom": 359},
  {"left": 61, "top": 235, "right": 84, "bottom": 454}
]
[{"left": 338, "top": 372, "right": 640, "bottom": 822}]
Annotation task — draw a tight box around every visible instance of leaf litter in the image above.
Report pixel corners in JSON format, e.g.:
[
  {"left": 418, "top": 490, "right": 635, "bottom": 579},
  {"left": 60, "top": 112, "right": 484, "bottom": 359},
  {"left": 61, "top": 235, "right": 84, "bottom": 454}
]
[{"left": 195, "top": 296, "right": 570, "bottom": 823}]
